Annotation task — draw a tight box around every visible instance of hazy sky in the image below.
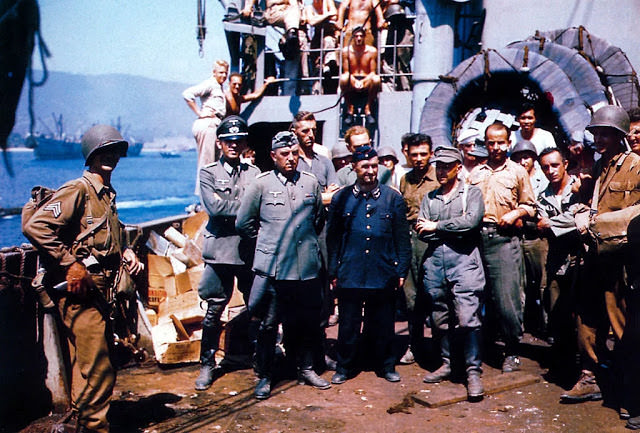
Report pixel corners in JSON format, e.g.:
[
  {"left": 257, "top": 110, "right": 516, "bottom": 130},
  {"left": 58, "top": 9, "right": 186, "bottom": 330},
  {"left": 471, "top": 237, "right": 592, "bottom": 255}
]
[{"left": 38, "top": 1, "right": 229, "bottom": 84}]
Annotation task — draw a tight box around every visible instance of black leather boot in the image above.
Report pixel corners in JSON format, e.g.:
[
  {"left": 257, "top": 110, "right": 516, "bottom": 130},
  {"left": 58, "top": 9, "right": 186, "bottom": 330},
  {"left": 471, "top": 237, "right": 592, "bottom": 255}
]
[
  {"left": 254, "top": 377, "right": 272, "bottom": 400},
  {"left": 254, "top": 325, "right": 277, "bottom": 380},
  {"left": 464, "top": 328, "right": 484, "bottom": 400},
  {"left": 298, "top": 368, "right": 331, "bottom": 389},
  {"left": 423, "top": 332, "right": 451, "bottom": 383},
  {"left": 195, "top": 302, "right": 225, "bottom": 390}
]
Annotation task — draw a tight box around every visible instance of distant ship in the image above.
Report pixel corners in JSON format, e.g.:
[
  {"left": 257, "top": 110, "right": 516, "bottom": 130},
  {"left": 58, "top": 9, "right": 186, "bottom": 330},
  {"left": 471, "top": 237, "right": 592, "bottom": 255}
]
[
  {"left": 33, "top": 136, "right": 143, "bottom": 160},
  {"left": 31, "top": 114, "right": 143, "bottom": 160}
]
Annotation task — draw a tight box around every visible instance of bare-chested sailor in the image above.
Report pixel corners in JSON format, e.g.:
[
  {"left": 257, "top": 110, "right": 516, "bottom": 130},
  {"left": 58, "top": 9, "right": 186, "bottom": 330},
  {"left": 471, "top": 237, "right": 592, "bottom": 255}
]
[
  {"left": 336, "top": 0, "right": 385, "bottom": 46},
  {"left": 225, "top": 73, "right": 276, "bottom": 116},
  {"left": 339, "top": 26, "right": 381, "bottom": 124}
]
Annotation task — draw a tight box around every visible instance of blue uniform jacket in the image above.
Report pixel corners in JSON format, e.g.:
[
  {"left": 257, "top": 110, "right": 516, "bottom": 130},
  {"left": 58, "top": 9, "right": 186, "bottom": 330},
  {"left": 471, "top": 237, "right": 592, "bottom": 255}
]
[
  {"left": 327, "top": 183, "right": 411, "bottom": 289},
  {"left": 236, "top": 170, "right": 324, "bottom": 280}
]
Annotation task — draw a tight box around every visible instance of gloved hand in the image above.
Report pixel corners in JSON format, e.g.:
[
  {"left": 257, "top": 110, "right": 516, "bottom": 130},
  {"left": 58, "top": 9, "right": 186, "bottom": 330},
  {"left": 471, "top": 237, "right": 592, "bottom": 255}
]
[{"left": 66, "top": 261, "right": 92, "bottom": 297}]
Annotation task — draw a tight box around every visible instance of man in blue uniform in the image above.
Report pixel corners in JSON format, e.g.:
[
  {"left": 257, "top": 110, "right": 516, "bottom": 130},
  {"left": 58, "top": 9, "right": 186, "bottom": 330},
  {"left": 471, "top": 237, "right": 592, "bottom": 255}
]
[
  {"left": 416, "top": 147, "right": 486, "bottom": 400},
  {"left": 336, "top": 126, "right": 392, "bottom": 186},
  {"left": 327, "top": 145, "right": 411, "bottom": 384},
  {"left": 195, "top": 116, "right": 261, "bottom": 390},
  {"left": 236, "top": 131, "right": 331, "bottom": 399}
]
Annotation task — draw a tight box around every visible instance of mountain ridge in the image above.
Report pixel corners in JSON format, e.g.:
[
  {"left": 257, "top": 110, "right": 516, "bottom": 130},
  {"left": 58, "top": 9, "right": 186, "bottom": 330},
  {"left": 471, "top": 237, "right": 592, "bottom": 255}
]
[{"left": 13, "top": 71, "right": 197, "bottom": 143}]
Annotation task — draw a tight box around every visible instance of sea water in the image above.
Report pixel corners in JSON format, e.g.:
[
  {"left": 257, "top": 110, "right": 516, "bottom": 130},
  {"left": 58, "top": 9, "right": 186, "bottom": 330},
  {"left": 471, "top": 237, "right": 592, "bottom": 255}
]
[{"left": 1, "top": 150, "right": 199, "bottom": 247}]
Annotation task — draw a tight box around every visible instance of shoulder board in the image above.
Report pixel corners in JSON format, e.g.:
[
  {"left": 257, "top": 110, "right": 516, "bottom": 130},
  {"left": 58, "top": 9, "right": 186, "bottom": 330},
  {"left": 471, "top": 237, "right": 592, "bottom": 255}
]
[
  {"left": 301, "top": 171, "right": 318, "bottom": 179},
  {"left": 203, "top": 162, "right": 218, "bottom": 168},
  {"left": 388, "top": 185, "right": 401, "bottom": 194},
  {"left": 61, "top": 176, "right": 89, "bottom": 191},
  {"left": 256, "top": 171, "right": 270, "bottom": 179}
]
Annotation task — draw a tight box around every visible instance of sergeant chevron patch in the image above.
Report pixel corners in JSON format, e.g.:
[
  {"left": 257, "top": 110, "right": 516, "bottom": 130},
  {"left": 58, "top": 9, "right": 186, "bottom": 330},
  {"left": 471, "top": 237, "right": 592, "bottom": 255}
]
[{"left": 44, "top": 201, "right": 62, "bottom": 218}]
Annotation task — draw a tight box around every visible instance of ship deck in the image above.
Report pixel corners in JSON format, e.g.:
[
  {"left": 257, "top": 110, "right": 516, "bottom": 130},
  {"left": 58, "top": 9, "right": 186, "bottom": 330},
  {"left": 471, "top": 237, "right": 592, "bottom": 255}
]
[{"left": 19, "top": 327, "right": 630, "bottom": 433}]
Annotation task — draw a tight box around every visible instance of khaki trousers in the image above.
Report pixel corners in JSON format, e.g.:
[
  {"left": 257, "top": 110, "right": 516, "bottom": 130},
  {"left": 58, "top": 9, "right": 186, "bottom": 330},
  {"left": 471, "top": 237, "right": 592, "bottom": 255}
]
[
  {"left": 192, "top": 116, "right": 221, "bottom": 195},
  {"left": 59, "top": 296, "right": 115, "bottom": 433},
  {"left": 576, "top": 250, "right": 628, "bottom": 369}
]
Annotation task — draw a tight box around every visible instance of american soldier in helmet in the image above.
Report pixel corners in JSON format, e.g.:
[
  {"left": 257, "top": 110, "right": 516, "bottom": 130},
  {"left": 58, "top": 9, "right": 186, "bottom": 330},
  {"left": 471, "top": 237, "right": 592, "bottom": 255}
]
[{"left": 23, "top": 124, "right": 143, "bottom": 433}]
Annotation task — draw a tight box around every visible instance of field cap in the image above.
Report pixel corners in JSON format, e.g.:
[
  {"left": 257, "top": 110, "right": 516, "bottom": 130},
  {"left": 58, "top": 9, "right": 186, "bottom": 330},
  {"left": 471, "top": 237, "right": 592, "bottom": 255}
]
[
  {"left": 353, "top": 145, "right": 377, "bottom": 162},
  {"left": 431, "top": 146, "right": 463, "bottom": 164},
  {"left": 271, "top": 131, "right": 299, "bottom": 150}
]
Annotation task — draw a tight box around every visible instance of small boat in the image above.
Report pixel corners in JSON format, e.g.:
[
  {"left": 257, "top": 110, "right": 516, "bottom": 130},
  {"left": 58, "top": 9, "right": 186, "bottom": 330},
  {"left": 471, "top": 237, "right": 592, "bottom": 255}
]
[{"left": 160, "top": 150, "right": 181, "bottom": 158}]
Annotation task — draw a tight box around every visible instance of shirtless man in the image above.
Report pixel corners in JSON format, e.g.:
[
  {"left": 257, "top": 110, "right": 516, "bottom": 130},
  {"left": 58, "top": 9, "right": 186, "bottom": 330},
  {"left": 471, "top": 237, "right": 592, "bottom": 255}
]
[
  {"left": 339, "top": 26, "right": 381, "bottom": 124},
  {"left": 336, "top": 0, "right": 385, "bottom": 46},
  {"left": 225, "top": 73, "right": 276, "bottom": 116},
  {"left": 304, "top": 0, "right": 339, "bottom": 93}
]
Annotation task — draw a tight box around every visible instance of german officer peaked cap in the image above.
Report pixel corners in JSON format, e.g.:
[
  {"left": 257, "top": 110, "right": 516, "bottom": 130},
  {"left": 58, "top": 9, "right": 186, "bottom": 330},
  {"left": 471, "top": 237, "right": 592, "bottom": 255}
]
[{"left": 218, "top": 115, "right": 249, "bottom": 140}]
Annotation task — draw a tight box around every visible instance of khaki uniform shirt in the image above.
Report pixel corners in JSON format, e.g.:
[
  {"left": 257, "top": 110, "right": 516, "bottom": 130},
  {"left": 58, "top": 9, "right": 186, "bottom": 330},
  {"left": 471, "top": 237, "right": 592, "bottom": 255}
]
[
  {"left": 23, "top": 171, "right": 123, "bottom": 271},
  {"left": 468, "top": 159, "right": 536, "bottom": 223},
  {"left": 593, "top": 151, "right": 640, "bottom": 214},
  {"left": 399, "top": 165, "right": 438, "bottom": 223}
]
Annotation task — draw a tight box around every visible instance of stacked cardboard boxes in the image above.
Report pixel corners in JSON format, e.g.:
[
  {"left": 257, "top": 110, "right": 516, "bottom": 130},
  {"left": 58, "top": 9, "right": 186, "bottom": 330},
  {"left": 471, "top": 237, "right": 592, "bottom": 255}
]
[{"left": 145, "top": 212, "right": 208, "bottom": 364}]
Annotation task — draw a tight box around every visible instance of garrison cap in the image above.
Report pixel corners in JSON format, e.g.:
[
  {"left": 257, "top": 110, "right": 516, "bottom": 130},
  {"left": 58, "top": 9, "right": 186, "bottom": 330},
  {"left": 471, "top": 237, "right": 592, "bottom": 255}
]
[
  {"left": 377, "top": 146, "right": 398, "bottom": 162},
  {"left": 352, "top": 145, "right": 377, "bottom": 162},
  {"left": 431, "top": 146, "right": 463, "bottom": 164},
  {"left": 510, "top": 140, "right": 537, "bottom": 157},
  {"left": 217, "top": 115, "right": 249, "bottom": 140},
  {"left": 457, "top": 128, "right": 479, "bottom": 145},
  {"left": 468, "top": 144, "right": 488, "bottom": 158},
  {"left": 271, "top": 131, "right": 299, "bottom": 150},
  {"left": 331, "top": 141, "right": 352, "bottom": 159},
  {"left": 352, "top": 25, "right": 366, "bottom": 35}
]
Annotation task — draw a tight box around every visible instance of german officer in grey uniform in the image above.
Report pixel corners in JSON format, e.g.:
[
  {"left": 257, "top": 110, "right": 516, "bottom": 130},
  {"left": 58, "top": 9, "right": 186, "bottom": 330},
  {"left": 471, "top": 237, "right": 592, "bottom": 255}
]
[
  {"left": 236, "top": 131, "right": 331, "bottom": 399},
  {"left": 195, "top": 115, "right": 261, "bottom": 390},
  {"left": 417, "top": 147, "right": 486, "bottom": 401}
]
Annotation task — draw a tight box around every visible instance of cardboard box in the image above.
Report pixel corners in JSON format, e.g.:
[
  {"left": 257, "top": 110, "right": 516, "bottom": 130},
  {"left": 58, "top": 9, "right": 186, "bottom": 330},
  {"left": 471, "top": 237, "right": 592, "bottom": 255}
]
[
  {"left": 162, "top": 276, "right": 178, "bottom": 297},
  {"left": 157, "top": 290, "right": 204, "bottom": 322},
  {"left": 145, "top": 309, "right": 158, "bottom": 327},
  {"left": 151, "top": 320, "right": 201, "bottom": 364},
  {"left": 182, "top": 211, "right": 208, "bottom": 240},
  {"left": 146, "top": 231, "right": 174, "bottom": 256},
  {"left": 187, "top": 264, "right": 204, "bottom": 293},
  {"left": 148, "top": 255, "right": 173, "bottom": 277}
]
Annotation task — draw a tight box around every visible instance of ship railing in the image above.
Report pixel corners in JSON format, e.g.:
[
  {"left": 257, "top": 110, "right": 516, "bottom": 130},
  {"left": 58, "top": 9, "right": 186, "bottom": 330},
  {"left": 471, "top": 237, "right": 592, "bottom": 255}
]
[{"left": 263, "top": 26, "right": 414, "bottom": 94}]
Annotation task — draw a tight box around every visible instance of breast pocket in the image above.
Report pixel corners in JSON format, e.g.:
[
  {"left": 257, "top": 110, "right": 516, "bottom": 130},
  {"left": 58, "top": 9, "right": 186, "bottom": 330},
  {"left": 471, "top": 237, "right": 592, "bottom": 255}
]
[
  {"left": 494, "top": 176, "right": 518, "bottom": 206},
  {"left": 379, "top": 213, "right": 393, "bottom": 233},
  {"left": 86, "top": 217, "right": 111, "bottom": 251},
  {"left": 213, "top": 180, "right": 232, "bottom": 197},
  {"left": 608, "top": 180, "right": 640, "bottom": 208},
  {"left": 262, "top": 196, "right": 286, "bottom": 220}
]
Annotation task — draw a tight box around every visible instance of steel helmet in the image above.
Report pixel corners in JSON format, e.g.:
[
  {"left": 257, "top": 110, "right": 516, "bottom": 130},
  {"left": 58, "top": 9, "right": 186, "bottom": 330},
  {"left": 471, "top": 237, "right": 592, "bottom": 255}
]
[
  {"left": 217, "top": 115, "right": 249, "bottom": 141},
  {"left": 81, "top": 124, "right": 128, "bottom": 165},
  {"left": 586, "top": 105, "right": 630, "bottom": 135},
  {"left": 510, "top": 140, "right": 537, "bottom": 157}
]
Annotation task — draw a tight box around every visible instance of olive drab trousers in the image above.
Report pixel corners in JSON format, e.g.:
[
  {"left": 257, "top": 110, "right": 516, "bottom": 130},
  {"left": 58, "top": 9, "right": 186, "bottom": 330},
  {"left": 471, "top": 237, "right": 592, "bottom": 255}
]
[{"left": 59, "top": 276, "right": 116, "bottom": 433}]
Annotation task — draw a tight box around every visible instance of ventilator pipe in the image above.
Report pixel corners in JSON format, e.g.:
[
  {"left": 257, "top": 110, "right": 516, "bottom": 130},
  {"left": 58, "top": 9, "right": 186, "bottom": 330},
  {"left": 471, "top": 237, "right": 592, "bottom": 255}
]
[{"left": 410, "top": 0, "right": 456, "bottom": 131}]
